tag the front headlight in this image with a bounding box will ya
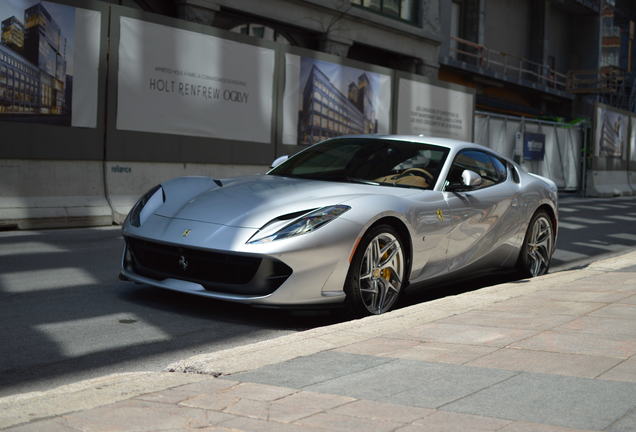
[247,205,350,244]
[126,184,164,227]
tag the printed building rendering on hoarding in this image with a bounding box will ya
[0,1,72,122]
[0,42,40,114]
[298,63,378,146]
[597,106,627,157]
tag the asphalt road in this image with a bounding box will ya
[1,195,635,397]
[551,195,636,271]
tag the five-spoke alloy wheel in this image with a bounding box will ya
[346,225,406,315]
[518,210,554,278]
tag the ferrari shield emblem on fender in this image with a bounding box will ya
[181,229,192,238]
[436,209,444,222]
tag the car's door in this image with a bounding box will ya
[443,149,522,273]
[407,189,452,282]
[371,145,453,283]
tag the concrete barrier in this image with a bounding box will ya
[0,159,112,229]
[105,161,268,224]
[585,170,635,197]
[0,159,268,229]
[629,172,636,194]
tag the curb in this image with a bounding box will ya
[164,265,603,377]
[0,372,208,429]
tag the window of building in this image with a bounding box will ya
[450,1,460,52]
[351,0,417,23]
[231,23,291,45]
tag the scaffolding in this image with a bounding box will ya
[568,69,636,112]
[448,36,569,91]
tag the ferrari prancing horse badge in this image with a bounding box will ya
[436,209,444,222]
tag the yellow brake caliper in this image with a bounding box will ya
[381,250,392,281]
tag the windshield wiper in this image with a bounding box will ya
[272,174,381,185]
[373,181,431,190]
[342,177,380,186]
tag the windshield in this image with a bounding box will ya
[269,138,450,190]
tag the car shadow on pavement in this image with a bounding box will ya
[120,283,345,330]
[398,271,521,308]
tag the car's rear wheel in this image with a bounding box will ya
[517,210,554,278]
[346,225,406,316]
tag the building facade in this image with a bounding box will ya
[437,0,636,119]
[434,0,636,195]
[154,0,443,77]
[133,0,633,120]
[4,0,636,229]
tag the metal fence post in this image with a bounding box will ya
[582,126,588,197]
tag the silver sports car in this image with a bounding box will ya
[120,135,558,315]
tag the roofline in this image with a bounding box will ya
[328,134,485,150]
[324,134,517,165]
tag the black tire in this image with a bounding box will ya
[517,210,555,278]
[345,224,406,316]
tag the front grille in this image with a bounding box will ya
[125,237,292,295]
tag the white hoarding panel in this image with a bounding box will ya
[116,17,275,142]
[397,79,473,141]
[282,54,300,145]
[72,8,101,128]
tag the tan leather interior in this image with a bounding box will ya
[392,175,429,188]
[374,168,433,189]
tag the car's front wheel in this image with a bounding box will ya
[517,210,555,278]
[346,225,406,316]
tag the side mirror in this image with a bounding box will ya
[447,169,482,192]
[270,155,289,169]
[461,169,482,188]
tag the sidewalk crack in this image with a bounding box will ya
[435,370,521,411]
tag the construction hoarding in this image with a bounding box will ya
[116,17,275,143]
[396,78,474,142]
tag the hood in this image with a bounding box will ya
[155,175,395,228]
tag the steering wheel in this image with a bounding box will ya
[395,167,435,185]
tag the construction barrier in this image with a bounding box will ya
[474,112,583,192]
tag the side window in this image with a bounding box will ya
[446,150,507,190]
[491,156,508,182]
